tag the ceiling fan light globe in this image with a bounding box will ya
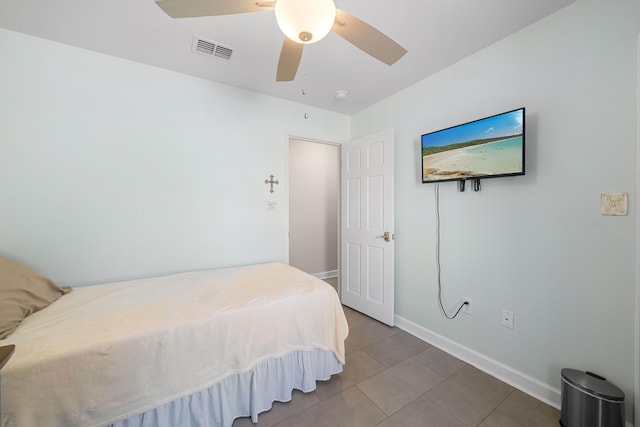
[275,0,336,44]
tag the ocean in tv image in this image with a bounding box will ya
[422,109,524,182]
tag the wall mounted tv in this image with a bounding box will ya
[421,108,525,183]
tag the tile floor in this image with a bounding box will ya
[232,279,560,426]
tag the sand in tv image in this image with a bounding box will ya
[422,109,524,182]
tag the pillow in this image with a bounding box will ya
[0,256,71,339]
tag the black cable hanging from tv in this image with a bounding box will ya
[435,183,468,319]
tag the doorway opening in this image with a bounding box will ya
[288,137,340,293]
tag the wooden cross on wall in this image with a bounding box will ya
[264,175,279,193]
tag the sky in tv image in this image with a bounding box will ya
[422,109,523,149]
[422,109,524,181]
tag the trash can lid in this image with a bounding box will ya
[561,368,625,401]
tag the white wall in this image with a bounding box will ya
[352,0,639,421]
[288,138,339,276]
[0,28,350,286]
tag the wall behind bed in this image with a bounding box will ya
[0,27,350,286]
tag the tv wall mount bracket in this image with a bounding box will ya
[459,179,481,192]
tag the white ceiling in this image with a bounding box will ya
[0,0,576,115]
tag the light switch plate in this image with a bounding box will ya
[601,193,628,216]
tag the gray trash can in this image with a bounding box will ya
[560,368,624,427]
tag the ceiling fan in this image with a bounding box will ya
[155,0,407,81]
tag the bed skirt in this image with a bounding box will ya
[108,348,342,427]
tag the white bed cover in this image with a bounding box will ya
[0,263,348,427]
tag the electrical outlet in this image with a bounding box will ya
[462,297,472,315]
[501,309,514,329]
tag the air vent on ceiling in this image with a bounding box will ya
[191,36,233,60]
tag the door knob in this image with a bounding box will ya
[375,231,393,242]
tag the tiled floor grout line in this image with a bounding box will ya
[354,383,391,424]
[351,325,452,425]
[399,361,469,426]
[463,387,515,427]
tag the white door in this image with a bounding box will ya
[340,129,395,326]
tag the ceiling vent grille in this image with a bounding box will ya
[214,45,233,60]
[191,36,233,60]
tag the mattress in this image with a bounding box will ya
[0,263,348,427]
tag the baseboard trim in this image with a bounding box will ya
[394,314,562,410]
[313,270,338,280]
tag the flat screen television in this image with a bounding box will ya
[421,108,525,183]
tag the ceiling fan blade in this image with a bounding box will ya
[332,9,407,65]
[276,38,304,82]
[156,0,274,18]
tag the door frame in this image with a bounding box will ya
[634,32,639,427]
[284,135,342,290]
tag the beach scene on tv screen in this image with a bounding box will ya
[422,109,523,181]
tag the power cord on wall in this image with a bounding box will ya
[435,182,469,319]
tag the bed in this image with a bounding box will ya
[0,261,348,427]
